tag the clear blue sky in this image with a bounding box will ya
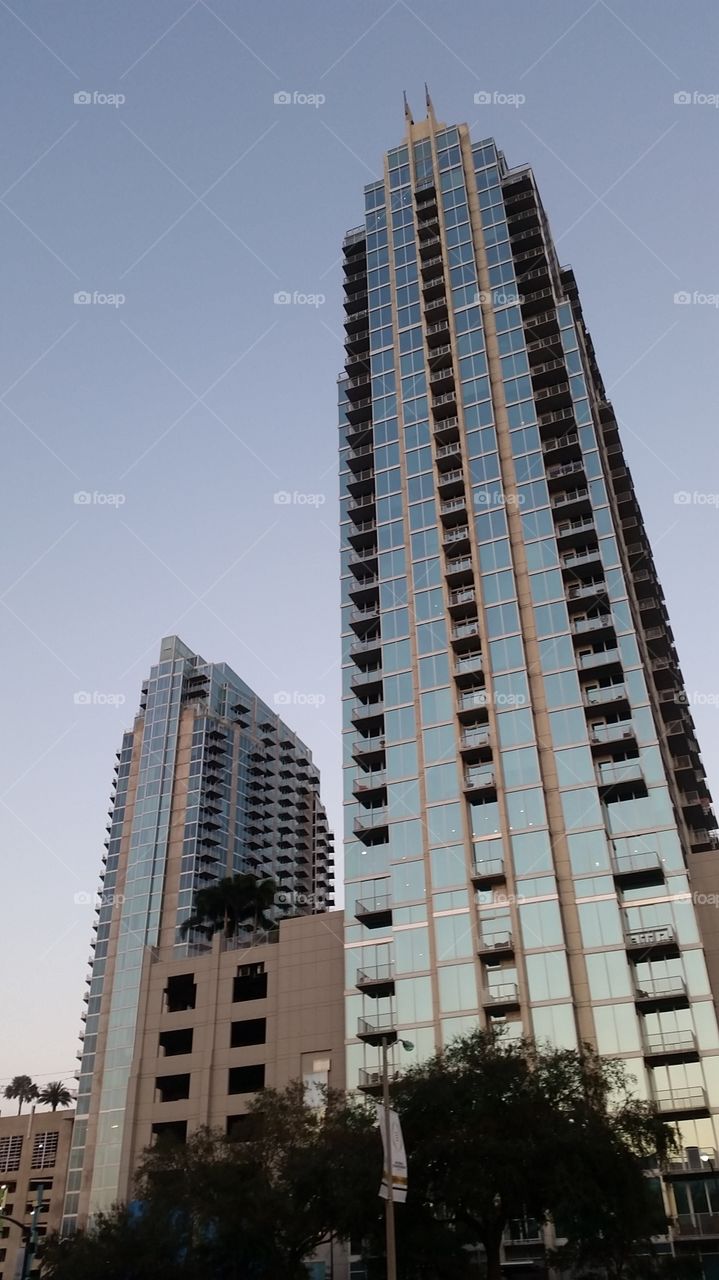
[1,0,718,1096]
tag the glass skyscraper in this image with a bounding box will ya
[64,636,334,1228]
[340,101,719,1253]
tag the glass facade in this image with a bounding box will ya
[340,113,719,1252]
[64,636,334,1228]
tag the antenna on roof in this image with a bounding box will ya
[403,90,414,125]
[425,82,437,126]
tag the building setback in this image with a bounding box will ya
[340,100,719,1268]
[64,636,335,1230]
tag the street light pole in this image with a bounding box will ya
[381,1034,397,1280]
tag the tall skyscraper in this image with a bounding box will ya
[64,636,335,1228]
[340,100,719,1253]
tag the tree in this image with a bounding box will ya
[39,1082,380,1280]
[4,1074,38,1114]
[385,1031,677,1280]
[37,1081,74,1112]
[179,873,277,940]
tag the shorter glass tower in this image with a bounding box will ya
[64,636,334,1228]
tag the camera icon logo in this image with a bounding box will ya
[274,691,291,705]
[274,91,292,105]
[74,291,92,305]
[273,291,291,305]
[474,91,492,105]
[674,91,692,105]
[673,291,692,305]
[273,491,291,505]
[74,90,92,105]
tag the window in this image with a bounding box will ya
[233,966,268,1002]
[152,1120,187,1145]
[31,1132,59,1170]
[0,1137,22,1173]
[230,1018,267,1048]
[159,1028,193,1057]
[156,1073,191,1103]
[228,1065,265,1094]
[165,973,196,1013]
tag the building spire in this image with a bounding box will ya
[425,82,437,126]
[403,89,414,126]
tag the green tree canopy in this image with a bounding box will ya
[179,873,277,940]
[4,1074,38,1114]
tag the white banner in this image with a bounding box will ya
[377,1104,408,1203]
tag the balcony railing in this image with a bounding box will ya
[612,850,661,877]
[465,767,495,790]
[624,924,677,951]
[673,1213,719,1238]
[589,721,634,744]
[578,648,620,670]
[483,982,519,1006]
[584,684,627,707]
[654,1087,708,1115]
[462,727,490,749]
[478,929,513,953]
[597,761,643,787]
[644,1030,697,1058]
[634,976,687,1004]
[357,1014,398,1044]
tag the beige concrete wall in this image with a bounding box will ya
[121,910,345,1186]
[0,1109,74,1278]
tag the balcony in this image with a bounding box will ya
[445,554,474,586]
[356,964,395,998]
[357,1014,398,1046]
[357,1067,402,1094]
[439,495,468,524]
[355,894,392,929]
[566,579,607,605]
[665,1148,717,1177]
[673,1214,719,1238]
[634,979,687,1014]
[477,929,514,958]
[353,807,389,838]
[464,766,496,796]
[350,666,382,692]
[460,725,491,754]
[452,620,481,647]
[351,703,384,731]
[653,1088,709,1118]
[624,924,679,959]
[455,651,484,678]
[589,720,636,749]
[551,486,592,516]
[354,770,386,799]
[643,1030,698,1064]
[458,688,490,720]
[471,857,505,887]
[352,735,385,764]
[596,760,645,796]
[578,647,621,672]
[436,467,465,497]
[436,438,462,465]
[483,982,520,1010]
[432,414,460,444]
[611,849,664,888]
[443,524,471,551]
[583,684,629,710]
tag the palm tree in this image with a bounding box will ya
[38,1081,75,1111]
[4,1075,38,1114]
[180,873,277,940]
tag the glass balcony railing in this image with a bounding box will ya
[597,761,643,786]
[584,684,627,706]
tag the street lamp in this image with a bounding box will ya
[381,1035,413,1280]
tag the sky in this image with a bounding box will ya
[1,0,718,1099]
